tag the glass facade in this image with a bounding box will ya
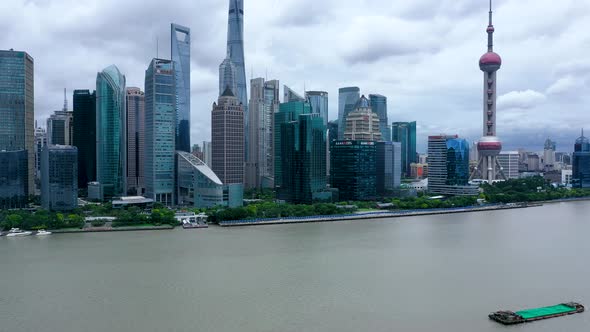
[305,91,329,127]
[47,110,73,146]
[41,145,78,211]
[0,150,28,209]
[73,89,96,188]
[126,87,145,195]
[376,141,401,196]
[330,140,377,201]
[96,65,126,199]
[0,50,34,196]
[338,87,360,140]
[392,121,417,177]
[145,59,176,206]
[279,113,329,203]
[219,57,237,96]
[427,135,478,196]
[573,133,590,188]
[369,94,390,141]
[445,138,470,186]
[171,24,191,153]
[176,151,223,208]
[274,100,311,188]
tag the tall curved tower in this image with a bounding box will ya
[471,0,506,182]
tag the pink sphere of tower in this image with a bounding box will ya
[479,52,502,72]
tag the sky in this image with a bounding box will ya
[2,0,590,153]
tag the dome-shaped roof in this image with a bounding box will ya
[479,52,502,66]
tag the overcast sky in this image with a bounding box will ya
[3,0,590,152]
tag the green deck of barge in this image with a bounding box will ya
[516,304,576,319]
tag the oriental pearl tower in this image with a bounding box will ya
[471,0,506,181]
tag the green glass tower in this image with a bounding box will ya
[279,113,330,203]
[330,140,377,201]
[96,65,126,199]
[73,89,96,188]
[274,100,311,188]
[392,121,417,177]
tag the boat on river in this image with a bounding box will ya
[6,228,33,237]
[489,302,584,325]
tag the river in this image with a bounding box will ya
[1,201,589,332]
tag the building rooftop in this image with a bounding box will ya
[177,151,223,185]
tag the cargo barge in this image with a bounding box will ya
[489,302,584,325]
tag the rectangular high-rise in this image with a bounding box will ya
[212,87,244,185]
[0,150,28,209]
[41,145,78,211]
[171,23,191,153]
[305,91,329,127]
[145,59,176,206]
[427,135,478,196]
[369,94,390,141]
[47,110,73,145]
[392,121,417,177]
[73,90,96,189]
[338,87,360,140]
[498,151,519,179]
[330,140,377,201]
[0,49,34,196]
[246,78,279,189]
[376,141,402,195]
[126,87,145,195]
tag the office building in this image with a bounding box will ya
[284,85,305,102]
[411,163,428,179]
[171,23,191,152]
[278,113,330,203]
[246,78,279,189]
[176,151,223,208]
[573,130,590,188]
[338,87,360,139]
[562,169,573,186]
[0,150,28,209]
[330,140,377,201]
[73,89,96,188]
[41,145,78,211]
[498,151,519,179]
[34,126,47,185]
[212,87,244,185]
[0,49,35,196]
[543,138,556,171]
[47,110,73,146]
[369,94,390,141]
[376,141,402,196]
[392,121,417,177]
[274,97,311,188]
[145,59,176,206]
[126,87,145,195]
[306,91,329,127]
[96,65,126,199]
[344,95,381,141]
[327,121,338,177]
[202,141,212,167]
[427,135,478,195]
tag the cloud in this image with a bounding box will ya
[546,75,586,95]
[497,90,546,110]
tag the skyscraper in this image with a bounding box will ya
[171,23,191,153]
[330,140,377,201]
[41,145,78,211]
[145,59,176,206]
[0,150,28,209]
[498,151,519,179]
[126,87,145,195]
[47,110,73,146]
[219,58,238,96]
[278,113,330,203]
[0,49,34,196]
[472,1,505,181]
[246,78,279,189]
[543,138,556,171]
[73,89,96,188]
[305,91,329,126]
[212,87,244,185]
[392,121,417,177]
[344,95,382,141]
[202,141,212,167]
[96,65,126,199]
[369,94,390,141]
[274,97,311,188]
[376,141,402,195]
[34,125,47,186]
[338,87,360,140]
[427,135,478,196]
[573,130,590,188]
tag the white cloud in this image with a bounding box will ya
[497,90,546,110]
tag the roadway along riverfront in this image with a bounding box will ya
[1,201,589,332]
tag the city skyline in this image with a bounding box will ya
[2,0,590,151]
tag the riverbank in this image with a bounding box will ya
[219,203,542,227]
[49,224,174,234]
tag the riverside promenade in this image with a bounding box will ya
[219,203,540,227]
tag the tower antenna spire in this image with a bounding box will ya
[489,0,493,25]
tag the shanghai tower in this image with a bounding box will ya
[471,0,506,182]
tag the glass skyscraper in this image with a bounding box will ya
[330,140,377,201]
[171,23,191,153]
[376,141,402,196]
[392,121,417,177]
[278,113,330,203]
[369,94,390,141]
[338,87,360,140]
[274,99,311,188]
[0,49,34,196]
[41,145,78,211]
[305,91,329,127]
[0,150,28,209]
[96,65,126,199]
[573,131,590,188]
[73,89,96,188]
[145,59,176,206]
[126,87,145,195]
[427,135,478,196]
